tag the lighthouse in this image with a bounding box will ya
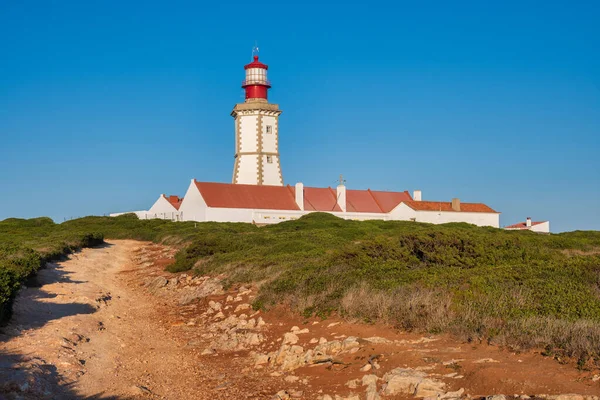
[231,53,283,186]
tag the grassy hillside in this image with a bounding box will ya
[2,213,600,366]
[0,217,104,322]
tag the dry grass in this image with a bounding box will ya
[340,284,453,332]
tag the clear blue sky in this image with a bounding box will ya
[1,1,598,232]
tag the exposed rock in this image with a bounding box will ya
[179,279,223,305]
[362,374,379,387]
[283,332,299,345]
[360,364,372,372]
[414,378,446,398]
[284,375,300,383]
[441,388,465,399]
[486,396,507,400]
[474,358,499,363]
[345,379,360,389]
[166,277,178,289]
[234,303,251,312]
[273,390,290,399]
[363,336,393,344]
[547,396,586,400]
[381,368,445,397]
[145,276,167,293]
[334,395,360,400]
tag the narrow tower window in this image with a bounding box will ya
[266,125,272,134]
[266,156,273,163]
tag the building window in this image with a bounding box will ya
[266,125,272,134]
[266,155,273,163]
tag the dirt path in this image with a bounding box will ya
[0,240,218,399]
[1,240,599,400]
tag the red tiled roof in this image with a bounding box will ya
[302,187,342,212]
[402,201,498,213]
[194,181,300,210]
[505,221,546,229]
[166,195,184,210]
[192,181,494,215]
[347,189,413,213]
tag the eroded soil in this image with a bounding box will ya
[1,240,599,399]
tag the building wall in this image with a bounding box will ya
[389,203,499,227]
[531,221,550,233]
[232,107,282,186]
[236,154,259,185]
[261,115,278,153]
[179,181,208,222]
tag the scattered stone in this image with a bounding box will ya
[474,358,499,363]
[360,364,372,372]
[362,374,378,387]
[130,385,152,396]
[179,279,223,305]
[363,336,392,344]
[441,388,465,399]
[201,348,215,356]
[345,379,360,389]
[284,375,300,383]
[283,332,299,345]
[327,322,341,328]
[381,368,445,397]
[234,303,251,312]
[273,390,290,399]
[145,276,167,293]
[309,338,319,344]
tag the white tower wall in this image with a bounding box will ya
[232,102,283,186]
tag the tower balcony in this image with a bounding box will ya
[242,79,271,87]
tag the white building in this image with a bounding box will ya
[505,217,550,233]
[111,51,501,228]
[110,194,183,221]
[176,179,500,227]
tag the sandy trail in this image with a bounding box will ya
[0,240,213,399]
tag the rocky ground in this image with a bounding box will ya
[1,240,599,399]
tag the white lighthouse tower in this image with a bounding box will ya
[231,52,283,186]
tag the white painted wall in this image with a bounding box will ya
[389,203,499,227]
[236,154,259,185]
[261,115,277,153]
[148,195,177,214]
[206,207,255,223]
[531,221,550,233]
[239,114,258,152]
[262,155,282,186]
[179,180,208,222]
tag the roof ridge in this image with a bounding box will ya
[367,188,384,213]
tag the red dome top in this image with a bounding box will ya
[244,55,269,70]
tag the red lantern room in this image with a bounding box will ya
[242,55,271,101]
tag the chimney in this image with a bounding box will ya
[413,190,422,201]
[337,183,347,212]
[526,217,532,227]
[295,182,304,211]
[451,198,461,212]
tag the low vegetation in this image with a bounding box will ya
[2,213,600,366]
